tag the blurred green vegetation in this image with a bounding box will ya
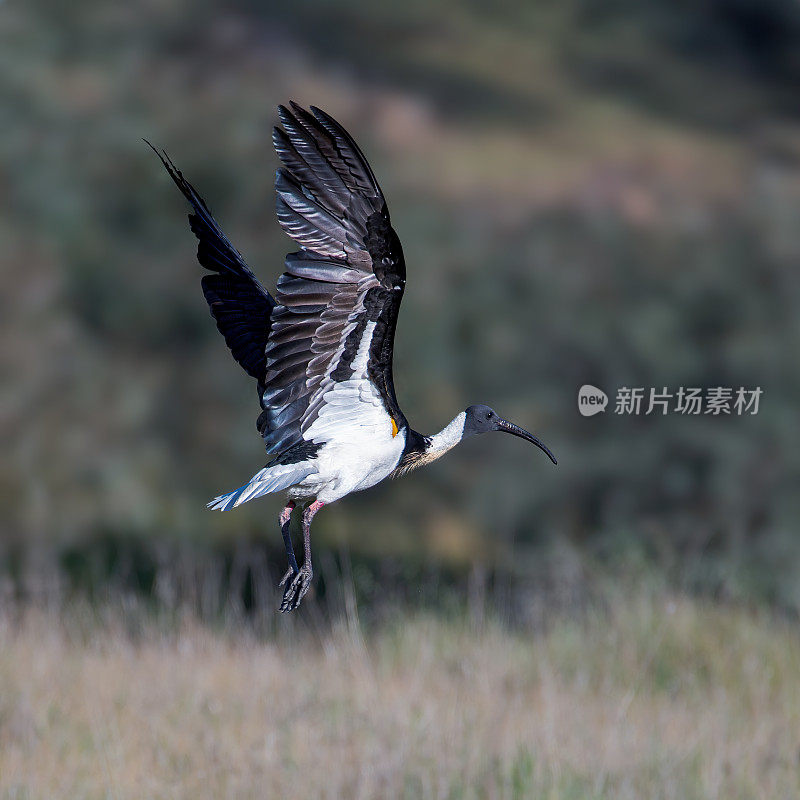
[2,0,800,612]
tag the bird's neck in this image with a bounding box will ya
[392,412,467,478]
[426,411,467,459]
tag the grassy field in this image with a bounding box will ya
[1,592,798,799]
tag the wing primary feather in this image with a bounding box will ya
[148,139,275,385]
[272,124,350,213]
[308,105,382,197]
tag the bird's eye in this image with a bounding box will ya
[486,412,493,419]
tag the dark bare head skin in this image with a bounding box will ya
[463,404,557,465]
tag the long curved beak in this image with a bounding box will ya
[496,418,558,465]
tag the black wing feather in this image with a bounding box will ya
[150,102,408,461]
[149,141,275,384]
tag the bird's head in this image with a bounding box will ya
[463,404,557,465]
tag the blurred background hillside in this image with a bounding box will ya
[2,0,800,616]
[4,2,800,797]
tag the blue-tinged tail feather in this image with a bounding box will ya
[208,464,315,511]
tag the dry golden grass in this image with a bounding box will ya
[1,594,798,799]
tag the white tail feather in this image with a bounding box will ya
[208,464,316,511]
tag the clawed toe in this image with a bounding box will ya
[278,567,296,588]
[279,565,312,612]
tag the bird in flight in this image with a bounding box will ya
[150,103,556,612]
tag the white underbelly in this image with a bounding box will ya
[290,426,406,503]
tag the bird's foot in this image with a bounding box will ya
[279,563,312,612]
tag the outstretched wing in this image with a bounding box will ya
[259,103,407,457]
[150,143,276,385]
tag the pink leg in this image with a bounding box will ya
[279,500,295,527]
[301,499,324,570]
[280,499,324,612]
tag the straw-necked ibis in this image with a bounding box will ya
[151,103,556,612]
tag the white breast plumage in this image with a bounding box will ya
[296,319,406,503]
